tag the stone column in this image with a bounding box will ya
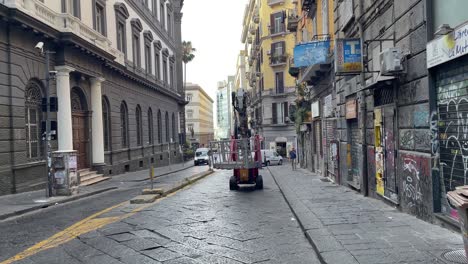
[55,66,75,151]
[90,77,105,165]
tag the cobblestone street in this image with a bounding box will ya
[10,168,320,264]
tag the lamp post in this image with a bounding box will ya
[37,42,55,197]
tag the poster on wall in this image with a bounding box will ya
[311,101,320,118]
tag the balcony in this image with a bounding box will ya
[287,9,300,32]
[247,36,253,44]
[253,7,260,24]
[268,0,285,6]
[249,25,257,35]
[4,0,125,64]
[288,57,300,77]
[302,0,317,17]
[270,25,286,36]
[270,54,288,66]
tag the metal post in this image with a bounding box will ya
[44,51,52,197]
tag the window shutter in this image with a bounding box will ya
[272,103,277,124]
[284,102,288,120]
[278,72,284,93]
[270,14,274,33]
[281,41,286,55]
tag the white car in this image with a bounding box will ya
[260,149,283,166]
[194,148,210,166]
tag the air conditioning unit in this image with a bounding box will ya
[380,48,403,76]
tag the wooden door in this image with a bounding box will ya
[72,112,89,169]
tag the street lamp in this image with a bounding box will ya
[36,41,55,197]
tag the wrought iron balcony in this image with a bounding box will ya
[268,0,285,6]
[249,25,257,35]
[270,54,288,66]
[287,9,300,32]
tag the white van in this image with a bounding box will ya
[194,148,210,166]
[260,149,283,166]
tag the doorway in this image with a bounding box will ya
[71,87,89,170]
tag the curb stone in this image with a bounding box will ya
[131,170,214,203]
[0,187,117,221]
[268,167,329,264]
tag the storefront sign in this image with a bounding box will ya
[294,40,330,67]
[335,38,363,75]
[427,22,468,68]
[311,101,320,118]
[346,99,357,119]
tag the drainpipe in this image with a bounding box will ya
[358,0,368,196]
[425,0,441,213]
[7,21,16,193]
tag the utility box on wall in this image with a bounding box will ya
[52,151,79,196]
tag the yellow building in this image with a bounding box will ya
[242,0,298,157]
[185,83,214,147]
[288,0,336,174]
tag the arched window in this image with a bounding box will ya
[148,108,153,145]
[136,105,143,146]
[120,101,129,148]
[102,96,111,151]
[25,80,43,159]
[172,113,176,143]
[157,110,162,144]
[165,111,170,142]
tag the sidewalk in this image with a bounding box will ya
[0,160,194,221]
[268,165,464,264]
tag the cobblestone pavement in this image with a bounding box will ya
[268,165,464,264]
[12,168,321,264]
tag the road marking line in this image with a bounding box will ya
[1,171,212,264]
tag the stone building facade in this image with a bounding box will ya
[0,0,185,195]
[285,0,468,226]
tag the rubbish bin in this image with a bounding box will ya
[447,186,468,263]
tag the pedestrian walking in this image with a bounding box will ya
[289,147,297,170]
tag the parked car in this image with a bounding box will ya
[194,148,210,166]
[259,149,283,166]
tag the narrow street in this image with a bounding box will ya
[1,168,321,264]
[0,165,208,263]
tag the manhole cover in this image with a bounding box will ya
[442,249,466,263]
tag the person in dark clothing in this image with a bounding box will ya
[289,147,297,170]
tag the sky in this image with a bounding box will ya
[181,0,247,102]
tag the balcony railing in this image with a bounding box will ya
[270,24,286,35]
[249,25,257,34]
[270,54,288,66]
[287,9,300,32]
[268,0,285,6]
[5,0,125,64]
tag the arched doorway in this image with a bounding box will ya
[71,87,89,169]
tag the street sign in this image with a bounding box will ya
[335,38,363,75]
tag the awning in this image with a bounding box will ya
[363,74,396,90]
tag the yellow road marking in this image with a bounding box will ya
[1,172,209,264]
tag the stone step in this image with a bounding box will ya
[80,173,103,182]
[78,168,90,174]
[80,174,110,186]
[79,170,98,178]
